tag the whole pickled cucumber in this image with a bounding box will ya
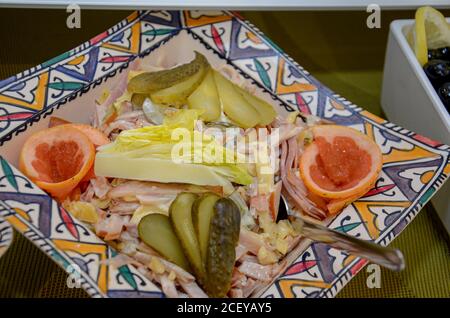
[128,52,209,94]
[204,198,241,297]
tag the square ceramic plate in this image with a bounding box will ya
[0,217,13,258]
[0,10,449,298]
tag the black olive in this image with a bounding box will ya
[423,59,450,88]
[437,82,450,113]
[428,47,450,61]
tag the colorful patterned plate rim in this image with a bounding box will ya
[0,10,449,298]
[0,217,13,258]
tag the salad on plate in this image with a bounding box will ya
[18,51,383,298]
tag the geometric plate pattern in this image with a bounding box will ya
[0,216,13,258]
[0,10,449,298]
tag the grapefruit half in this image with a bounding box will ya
[19,125,96,200]
[300,125,382,200]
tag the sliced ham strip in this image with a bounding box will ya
[133,251,152,264]
[95,214,129,241]
[136,242,160,256]
[241,278,259,298]
[179,281,208,298]
[277,124,304,145]
[229,288,244,298]
[240,254,259,263]
[231,268,247,288]
[238,261,273,282]
[239,228,267,255]
[109,181,221,201]
[133,251,195,284]
[101,253,141,268]
[104,119,139,136]
[108,181,187,199]
[135,194,176,206]
[159,274,179,298]
[158,259,195,283]
[80,184,95,202]
[90,176,111,199]
[109,201,140,215]
[280,138,326,219]
[124,223,139,238]
[116,110,145,120]
[235,244,248,261]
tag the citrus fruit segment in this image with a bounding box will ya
[48,116,70,127]
[326,181,375,215]
[56,123,109,147]
[19,125,95,200]
[67,124,110,147]
[416,7,450,50]
[47,118,110,147]
[299,125,382,200]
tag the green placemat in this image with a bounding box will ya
[0,8,449,298]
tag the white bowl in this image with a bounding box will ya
[381,18,450,233]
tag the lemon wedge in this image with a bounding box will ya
[407,6,450,66]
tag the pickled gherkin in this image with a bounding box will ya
[138,213,191,272]
[213,71,261,128]
[128,52,209,94]
[192,193,220,264]
[236,86,277,126]
[150,65,209,107]
[187,69,221,122]
[204,198,241,297]
[169,192,205,281]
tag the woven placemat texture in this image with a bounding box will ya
[0,8,449,298]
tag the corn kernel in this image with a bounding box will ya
[275,238,289,255]
[149,257,165,274]
[257,246,278,265]
[168,270,176,281]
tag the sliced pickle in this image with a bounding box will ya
[169,193,204,281]
[128,51,209,94]
[187,69,221,122]
[204,198,241,297]
[236,86,277,126]
[192,193,221,264]
[213,71,260,128]
[138,213,191,272]
[150,64,209,107]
